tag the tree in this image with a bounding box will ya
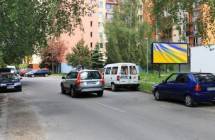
[105,0,152,67]
[66,40,91,68]
[91,44,104,69]
[0,0,94,64]
[40,38,66,72]
[151,0,215,43]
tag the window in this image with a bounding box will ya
[105,67,111,75]
[99,43,103,48]
[111,67,118,75]
[80,71,101,80]
[98,12,103,18]
[66,72,78,79]
[166,74,178,83]
[99,1,103,8]
[121,66,128,75]
[99,32,103,39]
[106,4,112,10]
[176,74,188,83]
[90,42,93,48]
[130,66,137,75]
[90,32,93,37]
[90,21,93,27]
[194,73,215,83]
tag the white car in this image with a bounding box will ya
[104,63,140,91]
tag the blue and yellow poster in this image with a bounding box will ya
[152,43,188,64]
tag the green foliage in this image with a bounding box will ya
[105,0,152,67]
[91,44,104,69]
[66,40,91,68]
[151,0,215,40]
[0,49,5,67]
[0,0,92,64]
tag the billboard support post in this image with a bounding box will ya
[158,64,161,78]
[178,64,181,72]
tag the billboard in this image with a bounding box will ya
[152,43,189,64]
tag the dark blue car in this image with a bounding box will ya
[153,73,215,107]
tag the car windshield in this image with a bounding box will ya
[0,73,18,82]
[80,71,101,80]
[194,73,215,83]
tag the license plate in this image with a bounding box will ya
[7,85,14,89]
[87,81,97,85]
[207,87,215,91]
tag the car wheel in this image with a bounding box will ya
[70,87,76,98]
[97,91,103,97]
[61,84,66,94]
[111,83,117,91]
[154,90,161,101]
[185,95,196,107]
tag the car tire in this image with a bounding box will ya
[111,83,117,91]
[154,90,162,101]
[97,91,103,97]
[70,87,77,98]
[61,84,66,94]
[185,95,196,107]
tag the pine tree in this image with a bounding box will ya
[91,44,104,69]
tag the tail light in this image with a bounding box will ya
[99,73,105,85]
[100,79,105,85]
[117,75,120,81]
[75,73,81,86]
[194,84,201,92]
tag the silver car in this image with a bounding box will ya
[60,70,104,97]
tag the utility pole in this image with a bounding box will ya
[146,37,149,74]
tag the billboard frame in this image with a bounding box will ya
[151,42,190,64]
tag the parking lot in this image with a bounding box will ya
[1,76,215,140]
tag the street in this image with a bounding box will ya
[1,77,215,140]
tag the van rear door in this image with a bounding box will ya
[129,65,139,84]
[120,66,130,84]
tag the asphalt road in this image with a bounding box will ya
[1,77,215,140]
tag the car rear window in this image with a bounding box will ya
[194,73,215,83]
[80,71,101,80]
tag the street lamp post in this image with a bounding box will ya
[145,37,149,74]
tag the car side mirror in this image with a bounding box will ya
[62,76,65,79]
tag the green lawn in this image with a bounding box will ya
[139,72,171,93]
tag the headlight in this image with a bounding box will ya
[14,82,21,86]
[0,84,7,87]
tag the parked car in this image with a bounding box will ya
[25,69,49,77]
[61,70,104,97]
[25,70,37,77]
[0,72,22,92]
[19,68,32,77]
[6,65,17,73]
[153,73,215,107]
[104,63,140,91]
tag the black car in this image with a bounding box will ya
[0,72,22,92]
[26,69,50,77]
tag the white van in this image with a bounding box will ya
[104,63,140,91]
